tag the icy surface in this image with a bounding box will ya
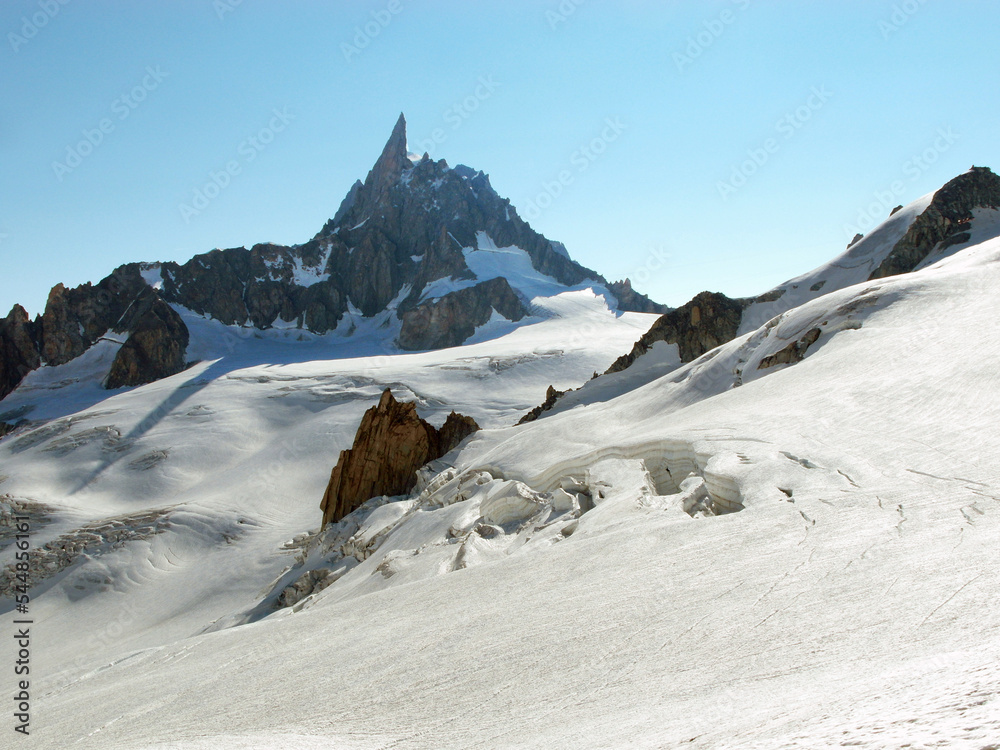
[2,231,1000,748]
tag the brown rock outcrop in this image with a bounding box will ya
[105,290,190,389]
[320,390,479,526]
[517,385,566,425]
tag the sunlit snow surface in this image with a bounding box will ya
[3,229,1000,747]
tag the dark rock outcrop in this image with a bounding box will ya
[320,390,479,526]
[0,306,41,402]
[40,265,147,367]
[517,385,565,425]
[106,290,190,389]
[436,411,481,455]
[605,291,744,374]
[757,328,822,369]
[398,277,527,350]
[870,167,1000,280]
[606,279,670,315]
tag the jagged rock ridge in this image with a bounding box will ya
[320,389,479,527]
[105,289,190,389]
[0,266,188,401]
[0,113,666,402]
[870,166,1000,279]
[606,279,670,315]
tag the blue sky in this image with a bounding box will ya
[2,0,998,317]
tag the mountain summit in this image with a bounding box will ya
[0,115,664,402]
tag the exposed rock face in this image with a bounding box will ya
[436,411,480,454]
[1,113,673,400]
[757,328,822,369]
[606,291,744,374]
[518,385,565,425]
[870,167,1000,280]
[158,243,347,332]
[0,306,41,402]
[106,290,190,389]
[318,114,597,306]
[606,279,670,315]
[40,265,147,366]
[398,277,527,350]
[320,390,479,526]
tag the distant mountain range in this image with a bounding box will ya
[0,113,665,403]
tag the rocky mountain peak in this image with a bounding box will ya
[0,113,668,405]
[365,112,411,201]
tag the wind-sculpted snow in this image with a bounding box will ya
[0,506,172,603]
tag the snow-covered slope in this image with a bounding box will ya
[532,172,1000,422]
[3,202,1000,748]
[737,192,934,334]
[0,286,655,662]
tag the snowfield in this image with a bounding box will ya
[2,221,1000,748]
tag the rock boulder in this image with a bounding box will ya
[320,389,479,527]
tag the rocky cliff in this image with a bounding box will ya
[398,277,527,350]
[105,289,190,389]
[606,279,670,315]
[870,167,1000,280]
[320,389,479,527]
[0,113,666,403]
[0,305,40,402]
[0,265,184,401]
[605,291,744,375]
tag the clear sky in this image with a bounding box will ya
[2,0,998,317]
